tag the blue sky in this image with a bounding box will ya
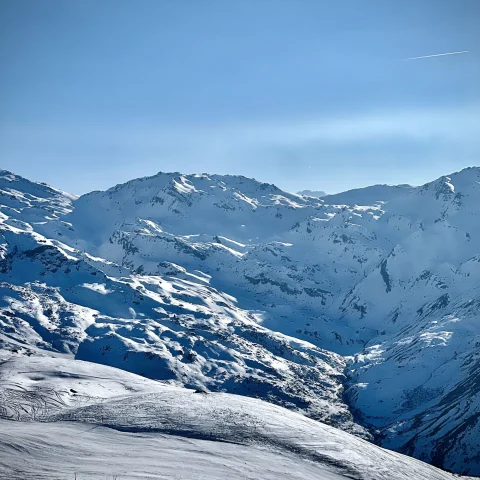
[0,0,479,194]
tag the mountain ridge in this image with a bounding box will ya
[1,165,479,475]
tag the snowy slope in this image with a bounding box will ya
[1,166,480,474]
[322,183,414,206]
[0,351,472,480]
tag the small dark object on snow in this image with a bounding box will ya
[194,388,209,395]
[70,388,78,393]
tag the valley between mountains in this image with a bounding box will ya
[1,167,479,477]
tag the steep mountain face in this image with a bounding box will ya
[1,167,479,475]
[342,170,480,473]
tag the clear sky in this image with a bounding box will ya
[1,0,479,195]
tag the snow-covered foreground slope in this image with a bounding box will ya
[2,422,349,480]
[1,167,480,475]
[0,352,471,480]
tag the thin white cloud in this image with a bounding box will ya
[403,50,469,61]
[1,105,479,195]
[2,105,479,152]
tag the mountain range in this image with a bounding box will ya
[1,166,479,476]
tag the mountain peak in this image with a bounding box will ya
[297,189,327,198]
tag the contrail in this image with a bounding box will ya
[404,50,469,61]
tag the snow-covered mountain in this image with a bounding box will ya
[297,189,327,198]
[1,166,479,475]
[322,183,414,206]
[0,170,365,435]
